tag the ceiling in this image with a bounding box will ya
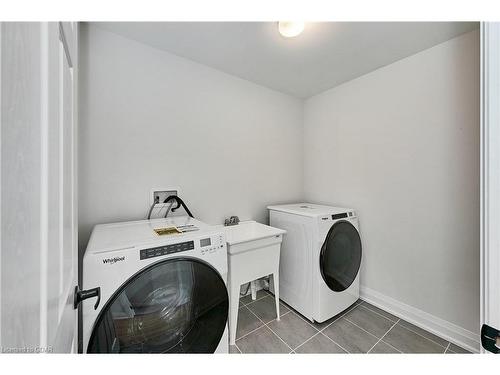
[95,22,478,98]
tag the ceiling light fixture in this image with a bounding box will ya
[278,22,305,38]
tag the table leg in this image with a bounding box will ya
[271,273,280,321]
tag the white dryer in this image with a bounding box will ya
[81,216,228,353]
[268,203,362,323]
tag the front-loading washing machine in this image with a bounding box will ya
[268,203,362,323]
[81,216,228,353]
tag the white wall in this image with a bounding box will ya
[304,30,479,333]
[80,24,480,339]
[78,24,303,250]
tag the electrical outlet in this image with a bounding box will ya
[151,189,178,206]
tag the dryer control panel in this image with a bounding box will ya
[318,211,358,240]
[320,210,356,221]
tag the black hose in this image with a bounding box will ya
[163,195,194,218]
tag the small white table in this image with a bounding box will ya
[221,221,286,345]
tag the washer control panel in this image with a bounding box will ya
[140,240,195,260]
[139,232,226,260]
[200,233,225,255]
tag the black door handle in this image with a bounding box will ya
[74,286,101,310]
[481,324,500,353]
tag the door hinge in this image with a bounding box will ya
[481,324,500,353]
[73,286,101,310]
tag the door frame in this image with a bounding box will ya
[480,21,500,353]
[0,21,78,353]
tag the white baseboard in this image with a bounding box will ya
[360,285,480,353]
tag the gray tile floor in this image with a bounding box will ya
[230,290,471,354]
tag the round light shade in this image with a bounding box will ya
[278,22,305,38]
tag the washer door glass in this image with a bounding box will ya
[87,258,228,353]
[320,221,362,292]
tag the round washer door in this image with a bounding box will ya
[87,258,228,353]
[320,221,362,292]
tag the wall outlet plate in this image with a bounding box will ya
[151,189,178,207]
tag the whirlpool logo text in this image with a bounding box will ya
[102,256,125,265]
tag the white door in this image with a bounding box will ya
[0,22,78,353]
[480,22,500,354]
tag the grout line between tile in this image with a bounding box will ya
[264,321,295,353]
[235,303,292,343]
[233,343,242,354]
[245,302,294,353]
[396,321,448,349]
[240,291,270,306]
[271,296,353,351]
[444,342,450,354]
[260,294,360,335]
[380,340,403,353]
[358,303,398,323]
[367,318,400,353]
[288,309,320,332]
[316,303,360,333]
[235,323,266,343]
[238,295,449,354]
[268,309,292,322]
[260,304,351,354]
[361,301,449,348]
[320,331,350,354]
[235,306,267,342]
[245,296,292,320]
[342,316,381,341]
[292,331,321,351]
